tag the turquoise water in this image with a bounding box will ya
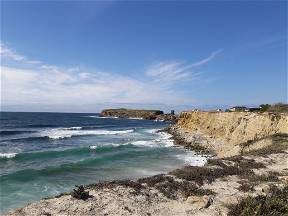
[0,112,206,213]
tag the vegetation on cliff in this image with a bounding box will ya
[100,108,176,121]
[266,103,288,113]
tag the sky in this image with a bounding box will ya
[0,1,287,112]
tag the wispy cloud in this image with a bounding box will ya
[145,50,222,85]
[0,42,42,65]
[1,43,221,110]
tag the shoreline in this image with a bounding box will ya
[3,133,288,216]
[3,112,288,216]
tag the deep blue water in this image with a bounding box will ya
[0,112,205,213]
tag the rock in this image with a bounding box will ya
[186,195,212,209]
[254,184,270,195]
[279,175,288,183]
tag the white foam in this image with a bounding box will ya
[90,142,128,149]
[0,153,17,158]
[176,153,207,166]
[145,129,159,134]
[41,128,134,140]
[129,130,174,148]
[135,129,174,147]
[63,127,82,130]
[156,131,174,147]
[128,117,143,120]
[131,140,155,147]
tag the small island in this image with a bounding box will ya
[100,108,176,121]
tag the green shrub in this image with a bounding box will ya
[72,185,91,200]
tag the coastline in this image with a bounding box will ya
[3,112,288,216]
[3,136,287,216]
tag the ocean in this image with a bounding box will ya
[0,112,206,213]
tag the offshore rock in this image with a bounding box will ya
[100,108,176,121]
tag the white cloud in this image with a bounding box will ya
[145,50,222,85]
[0,65,189,107]
[0,42,42,65]
[1,44,221,110]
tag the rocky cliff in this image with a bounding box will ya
[170,111,288,157]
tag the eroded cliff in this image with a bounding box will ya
[172,111,288,157]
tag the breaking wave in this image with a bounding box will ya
[40,128,134,140]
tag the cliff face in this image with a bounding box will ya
[174,111,288,157]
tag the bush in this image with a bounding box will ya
[169,165,247,185]
[267,103,288,113]
[237,181,255,192]
[259,104,271,112]
[71,185,91,200]
[138,174,214,199]
[228,185,288,216]
[170,156,267,185]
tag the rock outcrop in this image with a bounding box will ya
[100,108,164,119]
[100,108,176,121]
[170,111,288,157]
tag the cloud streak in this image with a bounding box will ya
[145,50,222,85]
[0,42,42,65]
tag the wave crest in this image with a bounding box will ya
[0,153,17,158]
[41,128,134,140]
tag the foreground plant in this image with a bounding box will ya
[71,185,91,200]
[228,185,288,216]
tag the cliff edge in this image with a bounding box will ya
[170,111,288,157]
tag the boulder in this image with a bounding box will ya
[186,195,212,209]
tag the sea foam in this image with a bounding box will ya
[129,129,174,148]
[0,153,17,158]
[40,128,134,140]
[176,153,207,166]
[63,127,82,130]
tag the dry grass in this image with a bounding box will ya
[169,165,246,185]
[87,179,145,195]
[228,185,288,216]
[138,174,214,199]
[237,181,255,192]
[241,134,288,157]
[170,156,266,186]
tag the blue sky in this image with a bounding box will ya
[1,1,287,112]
